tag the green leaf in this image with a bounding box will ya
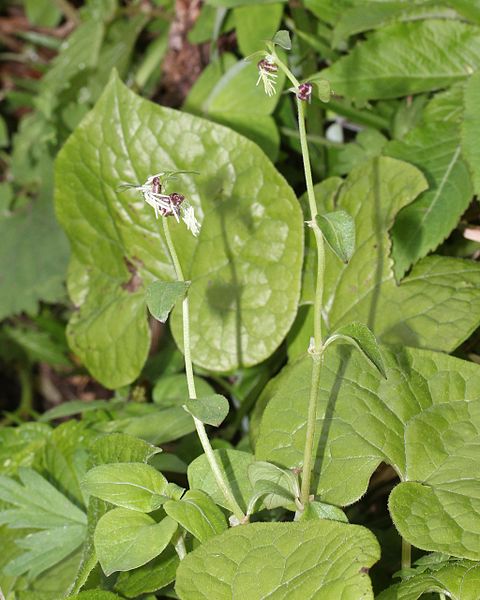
[316,210,355,263]
[315,21,480,102]
[146,280,189,323]
[188,449,255,513]
[272,29,292,50]
[304,157,480,354]
[176,520,379,599]
[56,73,303,387]
[164,489,228,543]
[389,400,480,559]
[332,2,458,48]
[247,461,299,512]
[326,322,386,378]
[234,4,283,56]
[377,559,480,600]
[153,373,214,406]
[0,194,69,320]
[25,0,61,27]
[67,591,124,600]
[94,508,177,576]
[314,79,332,103]
[207,0,286,6]
[385,121,473,278]
[255,345,480,558]
[114,546,179,598]
[89,432,162,466]
[183,394,230,427]
[83,463,169,512]
[300,500,348,523]
[462,69,480,195]
[0,422,50,476]
[445,0,480,24]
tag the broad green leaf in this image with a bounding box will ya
[234,4,283,56]
[385,122,473,278]
[115,546,179,598]
[164,489,227,543]
[326,322,386,377]
[300,500,348,523]
[146,280,189,322]
[89,433,162,466]
[304,157,480,353]
[3,326,70,366]
[255,345,480,558]
[390,401,480,559]
[247,461,299,511]
[188,449,255,513]
[332,2,457,47]
[176,520,379,599]
[67,591,123,600]
[315,21,480,103]
[445,0,480,24]
[184,394,229,427]
[423,83,465,124]
[0,422,50,476]
[153,373,214,406]
[462,69,480,195]
[272,29,292,50]
[25,0,61,27]
[83,463,169,512]
[94,508,177,575]
[39,399,123,421]
[56,73,303,387]
[316,210,355,263]
[377,559,480,600]
[0,194,69,320]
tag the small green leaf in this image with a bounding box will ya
[300,500,348,523]
[164,490,227,543]
[146,280,190,323]
[314,79,332,103]
[188,449,254,513]
[316,210,355,263]
[272,29,291,50]
[83,463,169,512]
[247,461,299,512]
[94,509,177,576]
[183,394,230,427]
[326,322,386,378]
[175,521,380,599]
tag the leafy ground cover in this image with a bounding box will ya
[1,1,480,599]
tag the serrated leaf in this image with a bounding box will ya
[146,280,189,323]
[389,401,480,559]
[377,559,480,600]
[94,508,177,576]
[385,121,473,278]
[316,210,355,263]
[303,157,480,353]
[183,394,229,427]
[315,21,480,102]
[83,463,169,512]
[114,546,179,598]
[55,73,303,387]
[327,322,386,378]
[255,345,480,559]
[164,489,227,543]
[188,449,255,513]
[176,520,379,599]
[272,29,292,49]
[462,69,480,195]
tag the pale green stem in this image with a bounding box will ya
[401,539,411,571]
[439,594,447,600]
[162,219,246,523]
[273,53,327,508]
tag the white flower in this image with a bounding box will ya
[256,54,278,97]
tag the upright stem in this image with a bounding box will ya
[162,219,246,523]
[401,539,411,571]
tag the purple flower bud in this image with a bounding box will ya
[297,82,313,102]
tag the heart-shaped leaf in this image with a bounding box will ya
[255,345,480,559]
[55,73,303,388]
[183,394,229,427]
[146,280,190,323]
[316,210,355,263]
[175,520,379,599]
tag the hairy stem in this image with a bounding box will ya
[162,219,246,523]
